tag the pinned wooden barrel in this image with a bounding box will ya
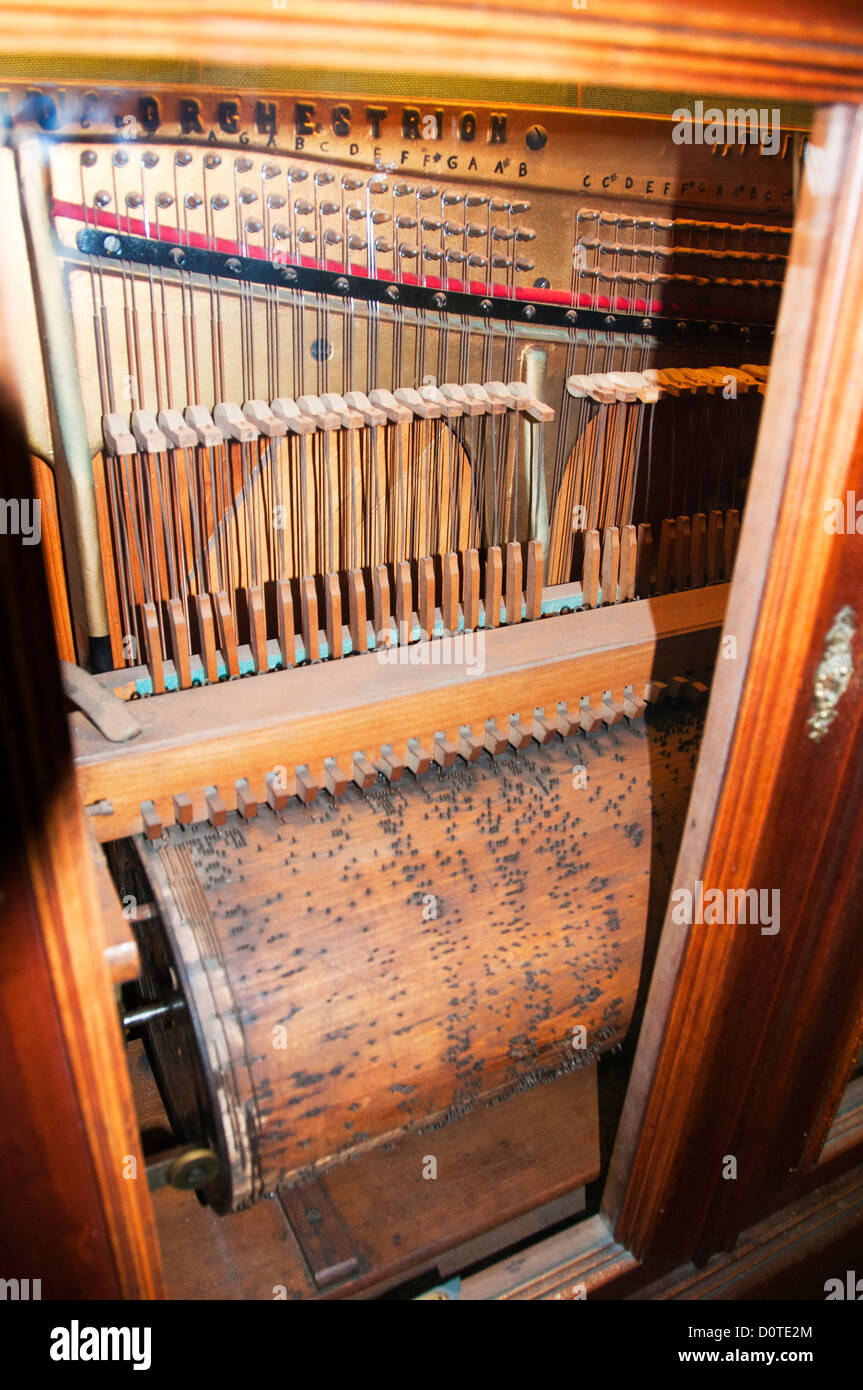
[117,711,699,1212]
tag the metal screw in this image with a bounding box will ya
[335,276,350,293]
[226,257,242,274]
[523,303,536,320]
[386,284,399,301]
[168,246,185,267]
[480,298,493,313]
[433,291,446,309]
[104,234,122,255]
[306,1207,323,1225]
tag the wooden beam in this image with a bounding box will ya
[605,104,863,1266]
[74,585,727,841]
[1,3,863,101]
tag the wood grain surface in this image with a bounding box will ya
[2,3,862,102]
[131,703,703,1207]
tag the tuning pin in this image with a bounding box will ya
[174,151,192,168]
[141,150,159,169]
[514,226,536,242]
[374,236,393,254]
[125,191,143,209]
[80,150,97,167]
[443,220,464,236]
[318,200,340,217]
[267,192,286,210]
[272,223,290,242]
[396,213,417,229]
[445,248,466,263]
[369,208,390,225]
[238,188,258,205]
[422,246,443,262]
[296,227,317,244]
[262,163,280,180]
[466,222,486,238]
[491,254,512,270]
[347,234,368,252]
[368,175,388,194]
[393,182,414,197]
[234,156,254,173]
[441,190,464,206]
[155,192,174,210]
[345,204,365,221]
[421,216,442,232]
[515,257,535,273]
[417,186,439,200]
[323,227,343,246]
[465,192,488,207]
[509,199,531,215]
[245,217,263,235]
[491,225,513,241]
[210,194,229,212]
[112,149,129,167]
[467,252,488,269]
[398,243,419,259]
[185,193,203,210]
[314,170,335,185]
[341,174,363,191]
[288,167,308,183]
[294,198,314,216]
[93,189,112,208]
[203,153,221,170]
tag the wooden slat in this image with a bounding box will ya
[418,555,435,639]
[247,585,268,674]
[581,529,600,609]
[723,508,741,579]
[141,602,164,694]
[505,541,523,624]
[348,570,367,653]
[324,572,342,660]
[635,522,653,599]
[619,524,637,601]
[525,540,543,620]
[276,579,295,668]
[690,512,707,590]
[395,560,412,644]
[463,549,480,631]
[215,591,240,678]
[654,519,676,596]
[484,545,502,629]
[674,515,691,592]
[442,552,459,634]
[373,564,390,648]
[196,593,219,683]
[300,576,319,662]
[600,526,620,605]
[706,510,724,583]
